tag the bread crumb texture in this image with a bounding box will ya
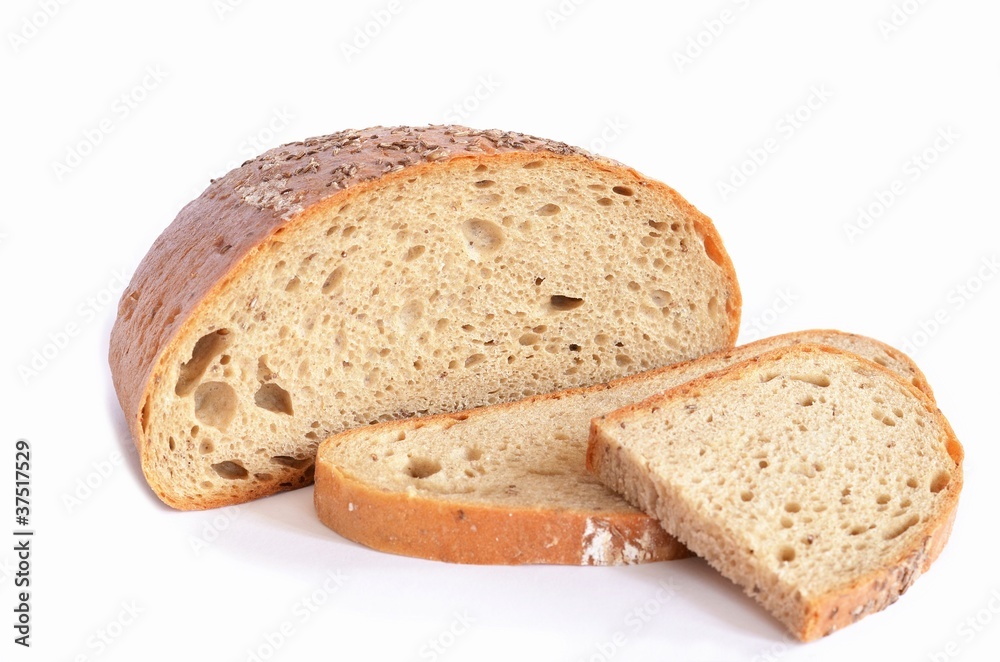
[591,346,962,640]
[112,126,739,509]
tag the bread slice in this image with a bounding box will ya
[588,345,962,639]
[109,125,741,510]
[314,330,933,565]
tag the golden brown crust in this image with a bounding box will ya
[314,457,688,566]
[587,344,963,641]
[108,125,741,510]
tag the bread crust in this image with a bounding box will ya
[587,344,963,641]
[108,125,741,509]
[314,449,688,566]
[314,332,934,565]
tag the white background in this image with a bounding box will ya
[2,0,998,660]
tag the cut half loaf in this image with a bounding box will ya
[314,330,933,565]
[588,345,962,639]
[109,125,741,509]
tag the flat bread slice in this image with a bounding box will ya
[588,344,962,638]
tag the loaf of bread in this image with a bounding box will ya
[314,331,933,565]
[109,125,740,509]
[588,345,962,639]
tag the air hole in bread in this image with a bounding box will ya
[702,234,728,269]
[849,525,871,536]
[780,516,793,528]
[778,546,796,563]
[194,382,237,429]
[464,447,482,461]
[465,354,486,368]
[167,437,175,451]
[404,245,426,261]
[254,382,294,416]
[884,514,919,540]
[740,490,754,502]
[522,160,543,169]
[929,470,950,493]
[271,455,311,469]
[473,179,496,188]
[536,203,560,216]
[784,502,801,513]
[799,395,815,407]
[549,295,584,311]
[649,289,672,308]
[790,374,831,388]
[612,186,634,196]
[322,266,346,294]
[176,329,232,396]
[461,218,505,259]
[405,457,442,479]
[285,276,301,292]
[597,197,613,206]
[212,460,248,480]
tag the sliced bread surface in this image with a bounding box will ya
[588,345,962,639]
[314,331,933,565]
[109,125,741,509]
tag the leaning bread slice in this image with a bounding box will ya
[588,345,962,639]
[314,330,933,565]
[110,125,742,510]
